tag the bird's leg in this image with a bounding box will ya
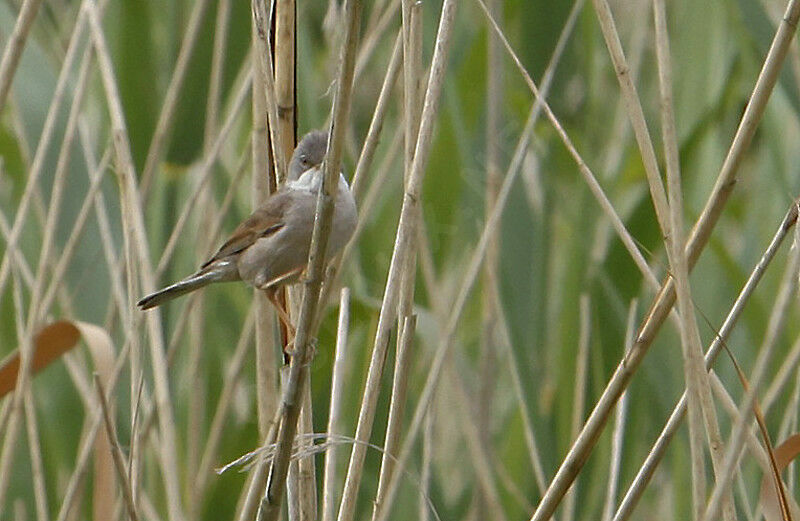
[265,289,296,353]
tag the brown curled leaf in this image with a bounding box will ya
[0,320,81,398]
[760,434,800,521]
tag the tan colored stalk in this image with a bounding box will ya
[322,289,352,521]
[95,375,140,521]
[315,32,403,315]
[275,0,296,167]
[563,296,591,521]
[337,2,458,520]
[251,16,280,440]
[612,201,799,521]
[419,398,434,521]
[0,0,99,298]
[85,4,184,520]
[371,315,417,519]
[139,0,212,196]
[369,0,423,512]
[601,319,632,521]
[653,1,732,518]
[252,0,288,182]
[590,0,670,236]
[475,0,800,516]
[0,0,44,113]
[257,0,362,517]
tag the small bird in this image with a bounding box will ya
[137,130,358,332]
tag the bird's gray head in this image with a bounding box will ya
[288,130,329,181]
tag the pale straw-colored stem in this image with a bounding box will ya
[321,289,352,521]
[337,2,458,520]
[563,296,591,521]
[612,201,798,521]
[371,315,417,519]
[601,301,636,521]
[95,375,140,521]
[653,0,732,517]
[85,4,184,520]
[0,0,44,113]
[526,0,800,515]
[590,0,670,236]
[257,0,362,517]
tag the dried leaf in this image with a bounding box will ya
[0,320,81,397]
[760,434,800,521]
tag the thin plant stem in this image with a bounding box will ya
[321,288,352,521]
[0,0,45,113]
[337,2,458,520]
[612,201,799,521]
[257,0,362,517]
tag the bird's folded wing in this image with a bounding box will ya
[201,192,289,268]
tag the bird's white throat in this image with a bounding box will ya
[288,167,349,192]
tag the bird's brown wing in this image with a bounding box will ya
[201,192,290,268]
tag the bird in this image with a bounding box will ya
[137,130,358,333]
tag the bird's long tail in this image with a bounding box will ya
[137,260,238,310]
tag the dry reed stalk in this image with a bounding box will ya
[95,375,140,521]
[563,296,591,521]
[368,1,423,514]
[590,0,671,236]
[257,0,362,517]
[600,302,634,521]
[0,272,30,508]
[85,4,185,520]
[371,315,417,520]
[322,289,351,521]
[353,0,400,80]
[700,216,800,520]
[337,1,457,519]
[0,0,44,113]
[419,399,434,521]
[249,14,281,443]
[315,32,403,316]
[653,0,732,518]
[275,0,296,166]
[0,0,102,298]
[139,0,212,197]
[612,201,799,521]
[252,0,288,183]
[23,387,48,521]
[491,0,800,515]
